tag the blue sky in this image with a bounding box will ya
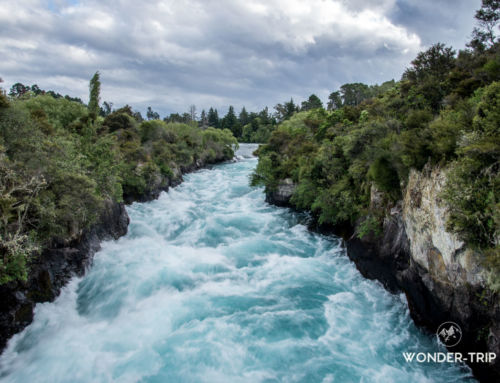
[0,0,481,117]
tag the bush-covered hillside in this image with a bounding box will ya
[0,80,237,285]
[252,3,500,281]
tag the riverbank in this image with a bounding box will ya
[0,145,473,382]
[0,152,235,353]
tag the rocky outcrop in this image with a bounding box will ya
[0,200,129,351]
[403,168,487,286]
[346,167,500,382]
[265,178,296,206]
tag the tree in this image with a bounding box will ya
[301,94,323,111]
[0,78,8,108]
[239,107,250,126]
[274,98,298,122]
[222,106,241,137]
[100,101,113,117]
[9,83,29,98]
[340,83,371,106]
[64,95,83,104]
[164,113,183,123]
[402,43,456,111]
[47,90,62,99]
[403,43,455,83]
[471,0,500,48]
[30,84,43,96]
[88,71,101,118]
[146,106,160,120]
[327,91,342,110]
[0,149,46,284]
[208,107,220,128]
[200,109,208,128]
[189,105,197,121]
[258,107,274,125]
[133,110,144,123]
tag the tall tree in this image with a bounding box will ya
[301,94,323,111]
[327,91,342,110]
[274,98,298,122]
[222,106,241,137]
[9,83,29,98]
[88,71,101,118]
[208,107,220,128]
[133,110,144,123]
[100,101,113,117]
[402,43,456,111]
[340,83,371,106]
[258,107,274,125]
[189,105,197,121]
[200,109,208,128]
[403,43,456,83]
[30,84,43,95]
[471,0,500,48]
[146,106,160,120]
[165,113,183,123]
[239,107,250,126]
[0,78,8,108]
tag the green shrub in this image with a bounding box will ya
[367,156,401,200]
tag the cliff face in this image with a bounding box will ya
[403,168,487,287]
[266,168,499,381]
[347,167,500,382]
[265,178,296,207]
[0,200,129,351]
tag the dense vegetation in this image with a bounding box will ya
[252,1,500,285]
[0,76,237,285]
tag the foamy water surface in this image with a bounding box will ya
[0,144,475,382]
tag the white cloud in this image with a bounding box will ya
[0,0,478,116]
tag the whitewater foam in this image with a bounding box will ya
[0,144,475,382]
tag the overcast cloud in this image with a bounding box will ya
[0,0,481,116]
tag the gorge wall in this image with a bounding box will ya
[267,167,500,382]
[0,200,129,352]
[0,156,232,353]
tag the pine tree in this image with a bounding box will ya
[208,107,220,128]
[239,107,250,126]
[200,109,208,128]
[222,106,241,137]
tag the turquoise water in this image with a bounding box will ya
[0,144,475,382]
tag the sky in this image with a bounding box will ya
[0,0,482,117]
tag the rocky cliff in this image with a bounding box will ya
[0,200,129,351]
[265,178,296,207]
[348,166,500,382]
[266,167,500,382]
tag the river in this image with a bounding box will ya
[0,144,475,382]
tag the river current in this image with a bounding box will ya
[0,144,474,382]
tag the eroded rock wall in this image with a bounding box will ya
[347,167,499,381]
